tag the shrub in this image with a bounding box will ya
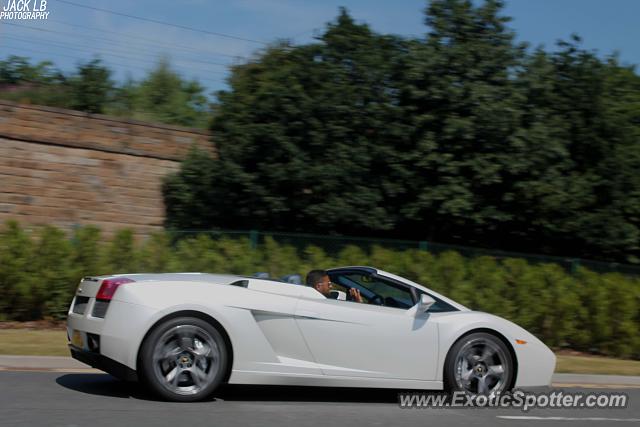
[0,221,34,320]
[0,221,638,359]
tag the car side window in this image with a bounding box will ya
[329,272,415,309]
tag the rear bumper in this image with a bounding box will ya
[67,299,157,371]
[69,345,138,381]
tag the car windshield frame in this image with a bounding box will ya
[327,267,459,313]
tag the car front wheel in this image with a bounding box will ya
[444,332,514,396]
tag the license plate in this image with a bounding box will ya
[71,331,83,348]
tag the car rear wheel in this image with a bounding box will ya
[139,317,228,402]
[444,332,514,396]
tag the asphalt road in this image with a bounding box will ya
[0,372,638,427]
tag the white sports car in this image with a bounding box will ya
[66,266,556,401]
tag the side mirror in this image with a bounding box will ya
[329,290,347,301]
[406,293,435,316]
[417,293,435,312]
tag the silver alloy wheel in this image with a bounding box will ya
[151,324,221,396]
[453,337,508,396]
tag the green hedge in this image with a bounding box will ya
[1,221,638,359]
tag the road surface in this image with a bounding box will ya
[0,371,638,427]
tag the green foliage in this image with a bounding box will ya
[165,10,412,234]
[572,268,612,352]
[467,257,513,320]
[70,225,108,277]
[537,264,579,348]
[511,39,640,260]
[430,251,473,305]
[0,56,210,128]
[104,229,137,273]
[69,59,114,114]
[161,3,640,264]
[393,249,438,288]
[29,226,76,320]
[0,56,113,111]
[162,146,218,230]
[1,221,639,359]
[123,58,210,128]
[0,221,34,320]
[299,245,333,278]
[501,258,545,333]
[402,0,526,239]
[4,3,640,262]
[210,237,259,274]
[261,237,301,277]
[0,55,59,84]
[602,274,637,358]
[169,234,223,273]
[0,55,71,107]
[138,232,173,273]
[337,245,369,266]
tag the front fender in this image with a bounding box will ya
[435,311,556,388]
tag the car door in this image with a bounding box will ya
[294,270,439,380]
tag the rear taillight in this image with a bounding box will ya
[96,277,135,301]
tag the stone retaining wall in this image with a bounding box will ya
[0,101,213,237]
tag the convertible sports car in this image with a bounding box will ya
[67,266,555,402]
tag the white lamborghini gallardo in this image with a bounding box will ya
[66,266,555,401]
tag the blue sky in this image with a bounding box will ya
[0,0,638,96]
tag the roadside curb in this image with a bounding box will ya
[1,355,639,387]
[0,355,94,370]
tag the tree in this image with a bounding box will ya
[0,55,211,128]
[164,3,640,263]
[165,9,412,234]
[0,55,60,84]
[134,58,210,128]
[163,146,219,230]
[511,38,640,260]
[70,58,114,114]
[0,55,70,107]
[400,0,526,244]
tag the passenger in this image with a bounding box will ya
[305,269,363,303]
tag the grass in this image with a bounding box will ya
[0,329,639,376]
[555,354,640,376]
[0,329,69,356]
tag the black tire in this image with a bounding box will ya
[139,316,228,402]
[444,332,514,396]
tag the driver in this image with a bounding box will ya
[305,270,363,303]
